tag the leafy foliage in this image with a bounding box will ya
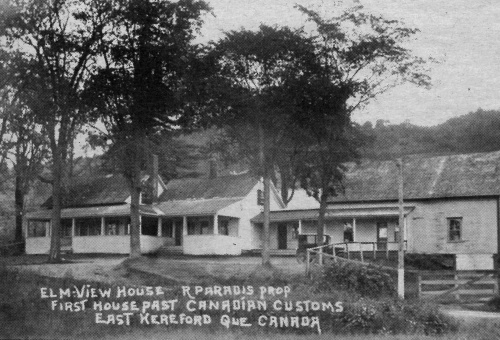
[317,260,396,298]
[362,109,500,159]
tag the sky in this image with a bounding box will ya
[196,0,500,126]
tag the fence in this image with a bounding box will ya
[305,245,499,303]
[418,270,499,302]
[305,244,400,276]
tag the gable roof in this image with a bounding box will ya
[330,151,500,202]
[159,173,258,201]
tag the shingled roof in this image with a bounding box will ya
[159,173,258,201]
[330,151,500,202]
[42,174,132,208]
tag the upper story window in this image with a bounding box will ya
[257,189,264,206]
[448,217,462,242]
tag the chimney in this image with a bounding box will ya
[209,158,217,179]
[151,154,159,202]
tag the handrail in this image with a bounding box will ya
[305,240,409,276]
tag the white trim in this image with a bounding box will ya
[213,214,218,235]
[352,218,357,241]
[182,216,187,236]
[101,217,105,236]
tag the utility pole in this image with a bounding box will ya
[259,124,271,267]
[397,158,405,299]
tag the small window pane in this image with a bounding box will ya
[448,218,462,242]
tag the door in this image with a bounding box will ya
[174,221,182,246]
[277,224,287,250]
[377,222,388,250]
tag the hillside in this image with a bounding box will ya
[360,108,500,159]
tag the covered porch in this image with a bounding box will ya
[24,205,171,254]
[159,214,241,255]
[156,198,244,255]
[251,205,414,257]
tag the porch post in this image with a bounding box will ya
[47,221,51,237]
[213,214,219,235]
[352,218,357,241]
[298,220,302,234]
[71,218,75,237]
[101,217,105,236]
[183,216,188,236]
[172,221,176,239]
[139,215,142,236]
[158,218,162,237]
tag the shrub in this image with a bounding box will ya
[337,298,458,335]
[317,261,396,298]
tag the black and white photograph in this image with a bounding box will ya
[1,0,500,339]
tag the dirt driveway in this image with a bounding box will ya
[5,255,306,284]
[126,255,307,284]
[5,255,130,283]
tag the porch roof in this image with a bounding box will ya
[156,197,242,217]
[25,204,162,220]
[251,206,415,223]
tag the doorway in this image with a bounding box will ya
[377,221,388,250]
[277,224,287,250]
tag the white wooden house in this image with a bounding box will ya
[252,151,500,270]
[24,172,285,255]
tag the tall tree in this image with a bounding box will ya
[1,0,113,262]
[210,25,317,266]
[293,5,431,249]
[87,0,211,258]
[2,93,48,252]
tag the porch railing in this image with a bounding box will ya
[304,241,407,276]
[332,241,407,261]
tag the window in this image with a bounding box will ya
[61,219,72,237]
[28,220,48,237]
[448,218,462,242]
[75,218,101,236]
[187,220,197,235]
[218,219,229,235]
[105,217,129,235]
[257,189,264,206]
[200,220,210,235]
[141,216,159,236]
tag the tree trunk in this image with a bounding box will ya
[14,175,24,253]
[129,150,142,258]
[48,150,62,263]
